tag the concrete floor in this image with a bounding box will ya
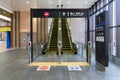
[0,49,120,80]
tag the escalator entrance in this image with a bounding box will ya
[29,8,90,66]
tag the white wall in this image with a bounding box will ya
[69,18,85,44]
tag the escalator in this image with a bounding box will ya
[42,18,58,54]
[42,18,77,55]
[61,18,77,54]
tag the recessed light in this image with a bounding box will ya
[58,0,61,3]
[67,1,70,4]
[26,1,30,4]
[85,1,88,4]
[49,1,54,4]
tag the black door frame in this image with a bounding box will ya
[30,8,89,63]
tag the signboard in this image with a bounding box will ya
[95,11,108,67]
[0,27,11,32]
[37,66,51,71]
[68,66,82,71]
[31,9,88,18]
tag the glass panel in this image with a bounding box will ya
[31,18,87,63]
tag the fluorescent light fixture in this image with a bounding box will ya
[26,1,30,4]
[0,15,11,21]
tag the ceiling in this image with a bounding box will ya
[0,0,98,12]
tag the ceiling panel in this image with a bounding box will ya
[1,0,98,11]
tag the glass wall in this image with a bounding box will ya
[31,17,87,63]
[89,0,119,58]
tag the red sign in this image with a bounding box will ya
[44,12,49,17]
[37,66,50,71]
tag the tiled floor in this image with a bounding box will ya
[0,49,120,80]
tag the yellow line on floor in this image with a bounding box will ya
[29,62,90,66]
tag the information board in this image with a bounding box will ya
[31,9,88,18]
[95,11,108,67]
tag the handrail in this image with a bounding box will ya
[57,18,62,55]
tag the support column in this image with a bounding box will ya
[11,11,20,48]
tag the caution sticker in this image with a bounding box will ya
[68,66,82,71]
[37,66,51,71]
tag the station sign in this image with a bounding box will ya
[0,27,11,32]
[31,9,88,18]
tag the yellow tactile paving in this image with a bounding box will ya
[29,62,90,66]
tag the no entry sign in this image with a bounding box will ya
[44,12,49,17]
[37,66,51,71]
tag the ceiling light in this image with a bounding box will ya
[85,1,88,4]
[26,1,30,4]
[67,1,70,4]
[58,0,61,3]
[49,1,54,4]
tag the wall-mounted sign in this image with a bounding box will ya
[31,9,88,18]
[0,27,11,32]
